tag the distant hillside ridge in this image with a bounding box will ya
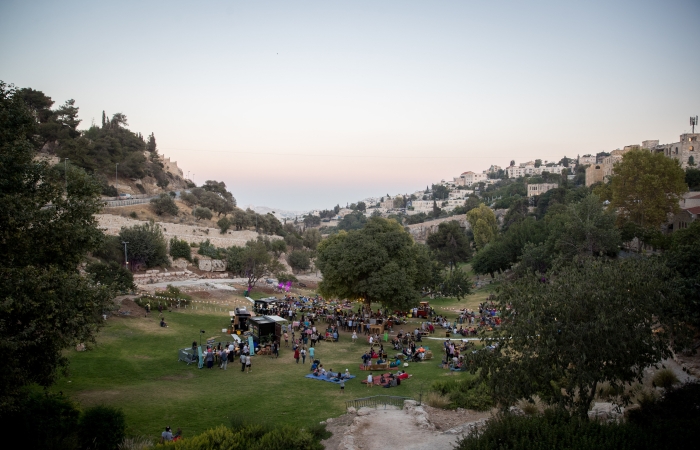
[18,85,188,196]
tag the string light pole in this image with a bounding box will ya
[115,163,119,196]
[122,241,129,271]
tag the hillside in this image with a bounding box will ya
[19,86,188,196]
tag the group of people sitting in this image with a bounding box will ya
[364,370,409,388]
[310,361,352,382]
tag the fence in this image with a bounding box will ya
[103,198,153,207]
[345,395,415,410]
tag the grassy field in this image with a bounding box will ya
[51,285,495,441]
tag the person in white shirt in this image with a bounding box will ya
[367,372,373,388]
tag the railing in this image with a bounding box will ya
[103,198,153,207]
[345,395,414,410]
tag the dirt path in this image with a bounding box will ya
[321,402,493,450]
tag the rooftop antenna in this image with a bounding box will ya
[691,116,698,134]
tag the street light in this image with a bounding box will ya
[116,163,119,197]
[122,241,129,270]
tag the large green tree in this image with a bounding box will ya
[0,82,112,412]
[118,221,169,268]
[471,258,689,419]
[426,220,472,271]
[316,217,432,311]
[610,149,687,230]
[466,204,498,250]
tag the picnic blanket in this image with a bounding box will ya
[305,373,356,385]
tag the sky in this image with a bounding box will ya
[2,0,699,211]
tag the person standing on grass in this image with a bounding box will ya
[220,347,228,370]
[284,331,289,347]
[273,341,279,358]
[240,352,246,372]
[301,347,307,364]
[352,331,357,343]
[245,354,252,373]
[340,379,345,394]
[205,348,214,369]
[308,346,315,363]
[367,372,373,388]
[294,347,300,364]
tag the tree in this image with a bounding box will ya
[464,195,481,213]
[192,206,212,221]
[85,261,135,293]
[337,210,367,231]
[470,258,689,419]
[610,149,687,230]
[466,204,498,250]
[686,167,700,190]
[535,159,542,168]
[287,250,312,273]
[302,228,322,250]
[426,220,472,271]
[146,132,156,153]
[150,193,179,216]
[240,239,283,292]
[316,217,432,311]
[549,194,621,258]
[269,238,287,258]
[356,201,366,212]
[665,221,700,329]
[0,82,112,412]
[169,237,192,261]
[432,200,442,218]
[217,216,232,234]
[432,183,449,200]
[440,267,472,300]
[118,221,169,267]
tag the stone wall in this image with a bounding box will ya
[96,214,277,248]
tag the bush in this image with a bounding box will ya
[198,239,225,259]
[4,392,81,450]
[150,193,179,216]
[129,211,138,219]
[306,423,332,441]
[86,261,135,293]
[78,405,126,450]
[192,206,212,221]
[135,183,146,194]
[652,369,679,389]
[276,272,298,283]
[286,250,311,273]
[103,184,118,197]
[217,216,232,234]
[118,221,169,268]
[156,424,323,450]
[118,436,151,450]
[181,192,198,206]
[431,377,493,411]
[170,237,192,262]
[426,392,451,408]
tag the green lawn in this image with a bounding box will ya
[52,294,480,441]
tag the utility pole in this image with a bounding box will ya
[64,158,69,191]
[122,241,129,270]
[115,163,119,196]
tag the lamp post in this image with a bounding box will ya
[122,241,129,270]
[64,158,69,191]
[116,163,119,197]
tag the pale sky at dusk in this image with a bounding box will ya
[2,0,699,211]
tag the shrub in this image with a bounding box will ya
[170,237,192,262]
[426,392,451,409]
[150,193,179,216]
[157,424,323,450]
[217,216,232,234]
[306,423,332,441]
[192,206,212,221]
[129,211,137,219]
[135,183,146,194]
[430,377,493,411]
[79,405,126,450]
[286,250,311,273]
[181,192,198,206]
[118,221,169,268]
[198,239,225,259]
[86,261,135,293]
[103,184,118,197]
[652,369,679,389]
[276,272,298,283]
[118,436,151,450]
[5,392,81,450]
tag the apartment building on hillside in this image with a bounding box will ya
[527,183,559,198]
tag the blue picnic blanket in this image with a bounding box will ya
[305,373,356,384]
